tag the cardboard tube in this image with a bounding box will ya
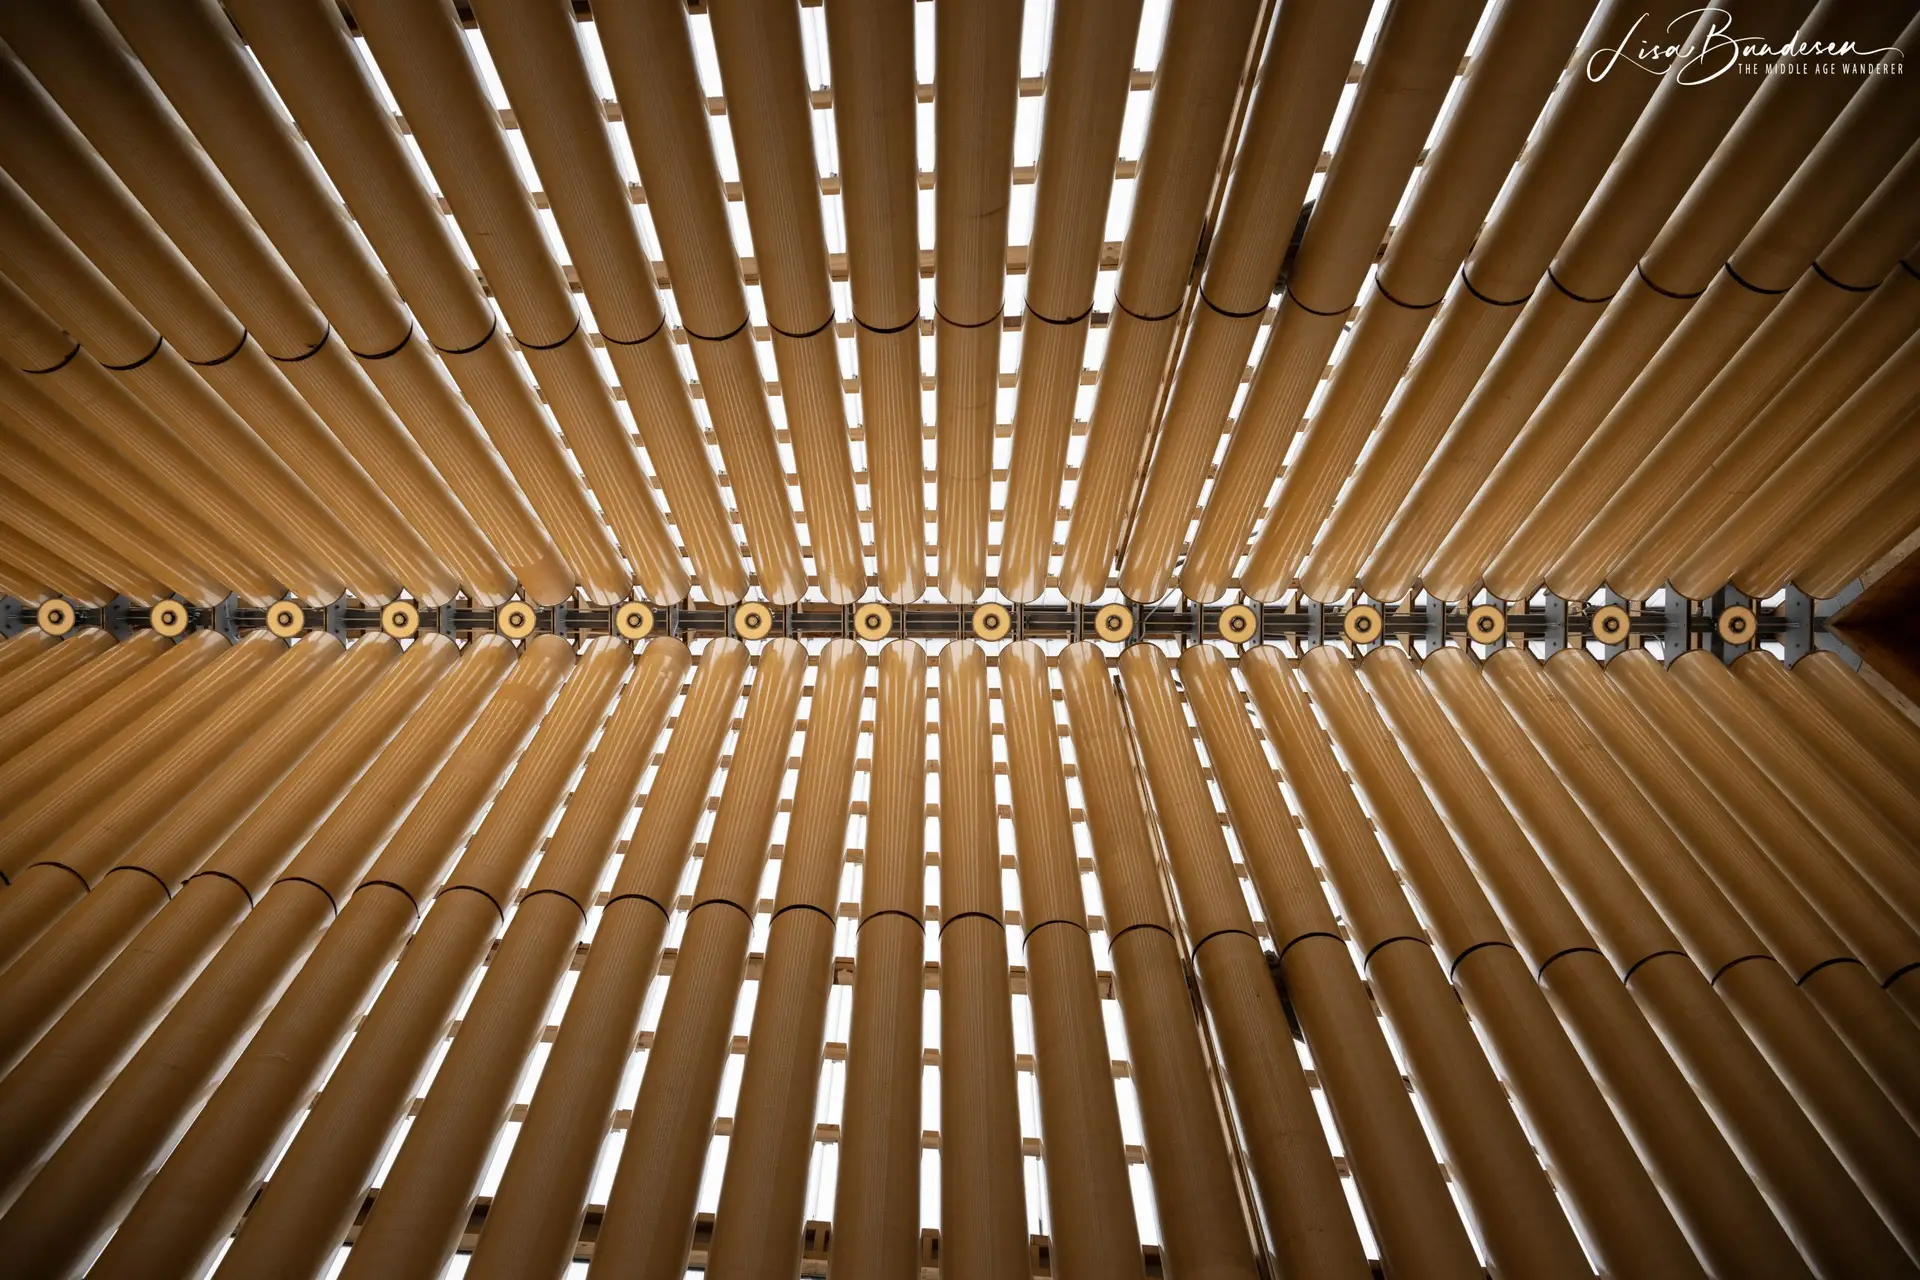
[86,644,570,1280]
[1120,644,1368,1277]
[1615,651,1920,984]
[1119,0,1372,604]
[1061,643,1260,1278]
[1793,458,1920,600]
[1249,0,1595,601]
[0,631,164,771]
[1674,651,1920,932]
[0,475,165,604]
[933,0,1021,601]
[1057,0,1262,603]
[594,0,805,603]
[821,0,930,600]
[999,641,1143,1271]
[0,626,109,721]
[7,640,504,1278]
[1793,651,1920,798]
[930,641,1030,1274]
[1544,652,1920,1118]
[708,639,862,1277]
[0,635,387,1073]
[1743,402,1920,599]
[702,0,860,602]
[0,633,268,889]
[1185,0,1486,602]
[1192,646,1480,1276]
[590,641,805,1279]
[470,641,744,1278]
[1736,652,1920,847]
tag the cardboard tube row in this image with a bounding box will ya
[707,3,863,604]
[1057,0,1262,603]
[0,631,161,771]
[1512,22,1920,604]
[1241,0,1593,603]
[998,0,1146,603]
[472,640,743,1280]
[999,641,1143,1273]
[1183,0,1486,604]
[1793,453,1920,599]
[933,0,1022,603]
[1121,0,1371,603]
[707,639,862,1276]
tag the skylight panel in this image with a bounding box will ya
[1020,0,1055,77]
[1117,90,1152,162]
[1013,97,1044,168]
[352,35,402,114]
[914,3,936,86]
[576,20,616,100]
[464,28,511,109]
[1133,0,1173,73]
[687,13,725,96]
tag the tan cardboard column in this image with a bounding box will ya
[1293,649,1597,1277]
[831,642,928,1275]
[18,637,516,1280]
[1793,651,1920,796]
[1598,235,1920,598]
[1555,135,1920,602]
[998,641,1142,1274]
[1249,646,1584,1273]
[1061,642,1261,1280]
[1543,653,1920,1128]
[707,642,864,1276]
[0,630,164,771]
[1246,0,1597,602]
[0,631,225,814]
[5,0,462,603]
[0,638,448,1233]
[0,632,268,899]
[1056,0,1264,602]
[0,478,166,605]
[1401,0,1809,602]
[1120,0,1370,602]
[357,641,686,1280]
[1184,0,1487,602]
[0,426,206,605]
[0,36,409,605]
[1356,648,1719,1276]
[0,634,301,957]
[0,633,375,1076]
[1792,454,1920,600]
[97,0,514,605]
[930,640,1030,1275]
[0,529,103,607]
[0,279,306,605]
[351,0,683,606]
[1674,652,1920,932]
[1410,649,1893,1275]
[0,625,109,721]
[826,0,932,601]
[226,0,600,605]
[251,643,632,1280]
[1118,645,1368,1279]
[933,0,1021,602]
[590,640,806,1280]
[1315,0,1694,602]
[1475,2,1920,603]
[473,0,746,604]
[1735,651,1920,848]
[1480,649,1920,1255]
[1182,645,1480,1277]
[1741,399,1920,599]
[705,2,864,604]
[596,2,809,603]
[469,641,746,1280]
[202,636,584,1280]
[1000,0,1145,602]
[0,631,52,682]
[1612,651,1920,1016]
[1639,254,1920,602]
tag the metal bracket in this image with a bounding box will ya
[1540,595,1567,657]
[1663,591,1692,664]
[324,597,350,642]
[0,596,21,638]
[209,595,240,642]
